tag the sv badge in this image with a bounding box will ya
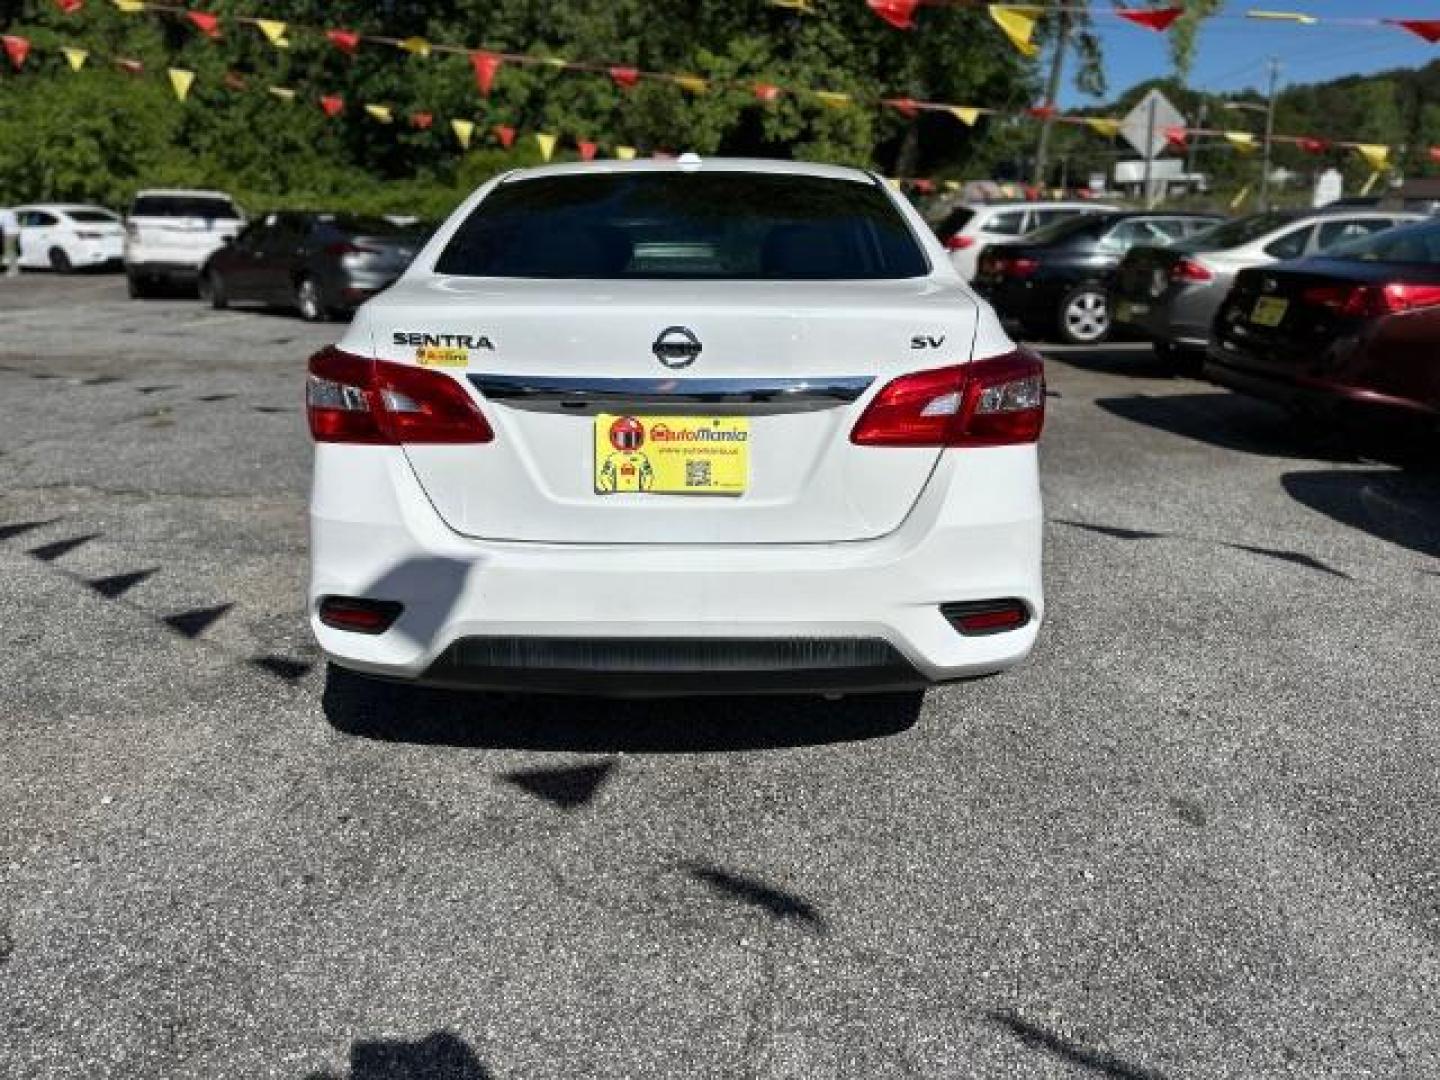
[910,335,946,350]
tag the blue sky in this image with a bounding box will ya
[1059,0,1440,105]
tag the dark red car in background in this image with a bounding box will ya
[1207,217,1440,439]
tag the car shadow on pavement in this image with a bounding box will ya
[321,664,923,752]
[1041,345,1182,380]
[1282,468,1440,560]
[303,1031,494,1080]
[1095,392,1358,461]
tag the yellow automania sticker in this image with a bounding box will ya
[594,414,748,495]
[416,345,469,368]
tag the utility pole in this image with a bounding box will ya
[1185,99,1208,180]
[1031,11,1072,189]
[1259,58,1281,209]
[1142,94,1158,208]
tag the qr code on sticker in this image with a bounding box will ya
[685,459,712,487]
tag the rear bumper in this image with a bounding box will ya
[1205,350,1440,424]
[308,444,1045,694]
[1114,290,1216,349]
[125,260,202,283]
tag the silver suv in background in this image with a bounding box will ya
[124,189,246,298]
[935,200,1120,282]
[1113,208,1422,371]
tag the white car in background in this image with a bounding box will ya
[124,188,245,297]
[306,158,1045,696]
[936,200,1120,281]
[9,204,124,272]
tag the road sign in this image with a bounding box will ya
[1121,88,1185,161]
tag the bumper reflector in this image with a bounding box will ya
[940,600,1030,636]
[318,596,403,634]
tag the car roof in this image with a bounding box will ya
[13,203,116,212]
[964,200,1114,210]
[1102,210,1225,220]
[132,189,238,200]
[497,157,878,186]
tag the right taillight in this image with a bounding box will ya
[1302,282,1440,318]
[306,345,494,444]
[850,349,1045,448]
[1169,256,1213,283]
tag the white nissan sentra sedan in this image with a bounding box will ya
[306,157,1044,695]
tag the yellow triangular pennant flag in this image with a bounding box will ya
[1245,10,1318,25]
[769,0,816,10]
[451,119,475,150]
[1224,131,1257,153]
[398,36,431,57]
[62,47,88,71]
[112,0,145,11]
[365,104,394,124]
[535,132,557,161]
[615,145,637,160]
[886,178,902,190]
[268,86,295,101]
[989,5,1043,58]
[1087,118,1121,138]
[168,68,195,102]
[255,19,288,47]
[1354,144,1389,171]
[943,180,962,193]
[814,91,851,109]
[949,106,982,127]
[672,75,707,94]
[542,57,569,68]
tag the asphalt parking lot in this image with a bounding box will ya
[1,273,1438,1079]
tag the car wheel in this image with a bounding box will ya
[202,269,228,310]
[296,277,328,322]
[126,272,152,299]
[48,247,73,274]
[1057,286,1111,346]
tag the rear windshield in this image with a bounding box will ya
[130,196,241,219]
[1328,218,1440,265]
[1174,211,1296,253]
[64,209,120,223]
[435,172,930,280]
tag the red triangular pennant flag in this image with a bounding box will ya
[1164,125,1188,149]
[753,83,781,104]
[223,70,247,91]
[1387,19,1440,43]
[116,58,143,75]
[326,29,361,55]
[471,51,502,96]
[187,11,221,39]
[912,179,936,195]
[320,95,345,118]
[609,66,640,90]
[867,0,919,30]
[886,97,920,119]
[55,0,83,13]
[2,35,30,70]
[1116,7,1184,33]
[1299,137,1331,155]
[1026,104,1057,120]
[409,112,434,130]
[577,139,598,161]
[493,124,516,149]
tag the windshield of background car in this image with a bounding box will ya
[1175,211,1296,253]
[1327,218,1440,264]
[65,209,120,224]
[1018,214,1107,246]
[130,196,241,220]
[434,172,930,279]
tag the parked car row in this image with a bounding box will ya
[2,188,428,322]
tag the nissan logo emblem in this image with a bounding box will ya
[652,326,702,369]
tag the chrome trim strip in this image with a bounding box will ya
[468,373,873,410]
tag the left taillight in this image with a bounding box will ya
[850,349,1045,448]
[944,234,976,251]
[306,345,494,445]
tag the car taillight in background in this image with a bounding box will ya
[1169,257,1213,284]
[944,235,977,251]
[983,255,1039,279]
[1301,282,1440,319]
[306,345,494,444]
[850,349,1045,448]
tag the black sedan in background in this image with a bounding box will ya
[1207,217,1440,437]
[974,211,1225,344]
[199,211,429,321]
